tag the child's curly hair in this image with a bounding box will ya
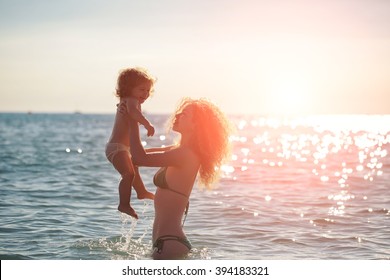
[169,98,233,189]
[115,67,156,98]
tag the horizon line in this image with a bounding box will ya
[1,110,389,118]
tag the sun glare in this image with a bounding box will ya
[264,70,312,116]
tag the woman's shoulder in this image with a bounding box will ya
[171,145,194,154]
[172,146,200,164]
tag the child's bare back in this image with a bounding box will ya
[107,101,132,146]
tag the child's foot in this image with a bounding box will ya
[137,190,155,200]
[118,205,138,219]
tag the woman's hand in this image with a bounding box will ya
[117,101,127,116]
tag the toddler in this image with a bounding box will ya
[105,67,155,218]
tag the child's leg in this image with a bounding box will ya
[132,166,155,200]
[111,151,138,218]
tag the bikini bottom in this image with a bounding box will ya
[153,235,192,254]
[105,143,130,163]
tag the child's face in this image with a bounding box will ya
[131,81,152,104]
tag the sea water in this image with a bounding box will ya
[0,113,389,260]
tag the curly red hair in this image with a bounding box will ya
[169,98,233,188]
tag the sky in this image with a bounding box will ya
[1,0,390,115]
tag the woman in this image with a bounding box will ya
[128,97,232,259]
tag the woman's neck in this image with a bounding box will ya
[179,133,194,149]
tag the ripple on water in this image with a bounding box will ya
[72,236,152,260]
[1,114,389,260]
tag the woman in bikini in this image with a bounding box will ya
[127,97,232,260]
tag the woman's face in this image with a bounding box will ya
[172,105,195,134]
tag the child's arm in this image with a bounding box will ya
[124,98,155,136]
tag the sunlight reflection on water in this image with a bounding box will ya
[1,113,388,259]
[221,115,389,222]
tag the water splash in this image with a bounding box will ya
[72,201,154,260]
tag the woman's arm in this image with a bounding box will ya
[129,119,187,167]
[145,145,177,153]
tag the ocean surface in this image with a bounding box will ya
[0,113,389,260]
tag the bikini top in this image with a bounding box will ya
[153,167,189,199]
[153,166,190,226]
